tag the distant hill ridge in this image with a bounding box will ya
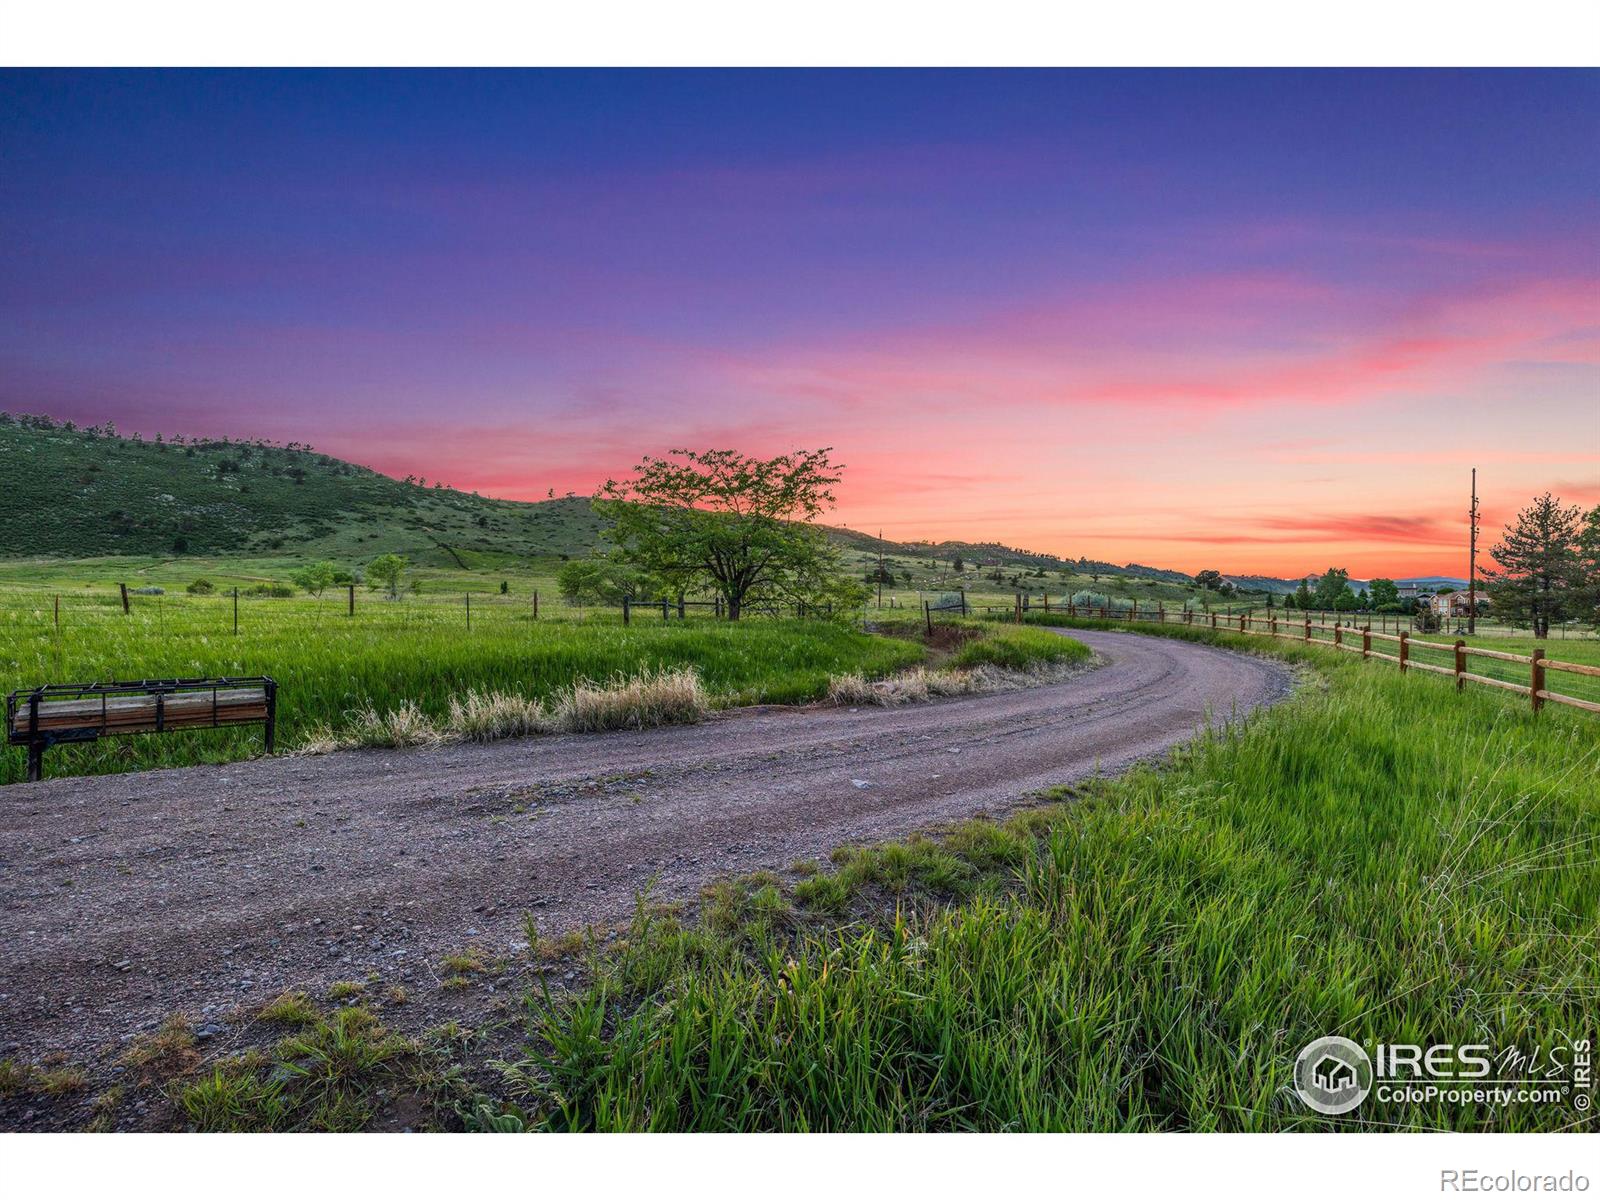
[1,413,1427,588]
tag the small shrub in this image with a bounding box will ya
[186,578,216,595]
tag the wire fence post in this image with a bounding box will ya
[465,592,471,631]
[347,584,355,617]
[233,587,239,635]
[924,599,933,637]
[532,590,539,620]
[119,582,130,614]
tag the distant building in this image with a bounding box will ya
[1428,592,1483,617]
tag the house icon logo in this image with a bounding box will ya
[1294,1036,1373,1115]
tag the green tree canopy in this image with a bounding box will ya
[557,556,645,609]
[1313,567,1354,611]
[366,553,408,599]
[596,448,860,620]
[290,560,338,597]
[1486,493,1582,637]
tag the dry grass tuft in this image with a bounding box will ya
[445,690,553,742]
[829,666,981,706]
[344,700,440,748]
[553,668,708,733]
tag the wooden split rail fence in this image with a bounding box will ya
[995,597,1600,717]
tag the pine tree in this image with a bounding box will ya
[1485,493,1581,638]
[1571,505,1600,630]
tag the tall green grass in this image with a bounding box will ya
[0,599,923,781]
[501,628,1598,1132]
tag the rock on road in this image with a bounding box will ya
[0,628,1290,1069]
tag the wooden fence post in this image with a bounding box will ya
[1362,625,1371,658]
[959,588,967,616]
[678,596,686,620]
[1014,594,1022,624]
[233,587,239,635]
[662,599,669,622]
[1210,612,1217,629]
[54,594,60,632]
[1238,613,1245,634]
[532,590,539,620]
[465,592,471,631]
[622,596,631,625]
[1398,631,1409,673]
[1531,648,1545,713]
[347,584,355,616]
[1453,639,1465,691]
[924,600,933,637]
[1043,593,1050,612]
[1304,615,1312,642]
[119,582,130,614]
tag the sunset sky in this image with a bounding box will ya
[2,69,1596,577]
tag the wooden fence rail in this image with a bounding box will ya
[996,597,1600,717]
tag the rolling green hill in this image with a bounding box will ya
[0,413,1213,590]
[0,413,604,568]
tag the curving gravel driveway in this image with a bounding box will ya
[0,628,1289,1080]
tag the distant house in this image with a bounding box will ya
[1428,592,1483,617]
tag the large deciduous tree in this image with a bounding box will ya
[1368,578,1400,610]
[596,448,859,620]
[1485,493,1581,637]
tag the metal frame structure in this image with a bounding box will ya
[6,676,277,782]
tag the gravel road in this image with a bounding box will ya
[0,628,1289,1081]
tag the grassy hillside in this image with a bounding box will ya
[1,414,1214,591]
[0,414,603,568]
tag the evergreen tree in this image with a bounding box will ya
[1486,493,1581,637]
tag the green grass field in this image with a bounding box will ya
[0,582,1104,783]
[118,621,1598,1132]
[483,622,1598,1132]
[0,593,933,783]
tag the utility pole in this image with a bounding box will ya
[1468,467,1479,635]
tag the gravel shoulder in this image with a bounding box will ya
[0,628,1290,1099]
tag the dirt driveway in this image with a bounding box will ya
[0,628,1289,1081]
